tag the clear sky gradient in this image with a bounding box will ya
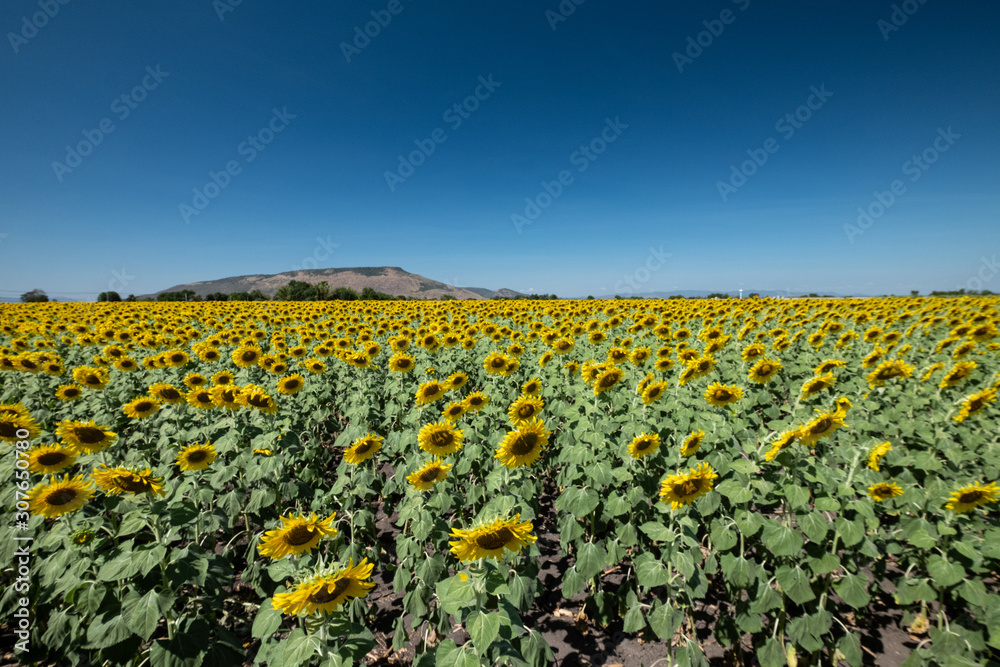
[1,1,999,300]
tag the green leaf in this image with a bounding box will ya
[435,638,482,667]
[623,601,646,634]
[575,541,606,581]
[729,459,759,474]
[836,517,865,547]
[277,629,320,666]
[639,521,676,543]
[761,521,803,557]
[634,553,670,590]
[604,492,631,517]
[467,611,501,655]
[798,512,829,543]
[757,637,785,667]
[927,555,965,589]
[838,632,863,667]
[907,528,936,550]
[555,486,600,519]
[782,484,810,509]
[775,565,815,605]
[436,573,476,616]
[123,588,174,641]
[252,598,283,639]
[132,544,168,577]
[86,611,134,649]
[647,600,681,641]
[97,545,138,581]
[710,520,738,551]
[719,554,756,589]
[735,510,762,537]
[835,573,871,609]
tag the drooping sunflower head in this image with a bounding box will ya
[57,420,117,454]
[210,385,242,410]
[945,481,1000,513]
[507,395,544,427]
[680,430,705,457]
[495,419,550,468]
[641,380,668,405]
[271,558,375,615]
[258,512,338,560]
[954,387,998,423]
[344,434,384,465]
[417,422,464,457]
[91,464,164,497]
[628,432,661,460]
[801,373,837,398]
[176,442,218,471]
[463,391,489,413]
[449,514,537,562]
[237,385,278,414]
[797,410,847,447]
[763,430,798,462]
[406,459,453,491]
[866,359,915,388]
[867,441,892,471]
[72,366,109,390]
[26,474,94,518]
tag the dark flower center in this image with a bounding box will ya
[38,452,68,466]
[45,489,78,506]
[511,434,538,456]
[309,579,351,604]
[75,427,108,445]
[475,528,513,551]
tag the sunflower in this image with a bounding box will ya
[628,432,661,460]
[163,349,190,367]
[763,430,798,462]
[149,382,185,405]
[495,419,550,468]
[57,420,117,454]
[122,395,161,420]
[26,444,77,474]
[449,515,537,562]
[866,360,915,388]
[418,421,464,457]
[659,462,718,510]
[741,343,765,362]
[801,373,837,398]
[407,459,453,491]
[183,373,208,388]
[176,443,218,471]
[637,380,666,405]
[687,355,716,380]
[797,410,847,447]
[253,449,273,456]
[867,441,892,471]
[920,363,945,382]
[945,481,1000,513]
[72,366,108,390]
[186,388,217,410]
[593,366,625,395]
[258,512,339,559]
[0,407,40,442]
[704,382,743,407]
[463,392,489,412]
[344,433,383,465]
[940,361,977,389]
[210,385,242,410]
[276,373,306,396]
[743,357,780,384]
[868,481,903,502]
[539,351,554,367]
[447,371,470,390]
[26,475,94,518]
[271,558,375,615]
[507,395,544,427]
[677,366,697,387]
[54,384,84,401]
[91,465,164,497]
[238,385,278,414]
[483,352,513,376]
[653,357,674,372]
[834,396,853,415]
[232,345,263,368]
[441,402,466,422]
[680,430,705,457]
[415,380,447,406]
[521,377,542,396]
[954,387,998,423]
[211,370,236,385]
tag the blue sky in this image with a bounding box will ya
[1,0,998,300]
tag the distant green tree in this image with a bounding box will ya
[21,289,48,303]
[97,291,121,302]
[274,281,318,301]
[330,287,359,301]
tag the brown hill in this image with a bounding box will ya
[146,267,485,300]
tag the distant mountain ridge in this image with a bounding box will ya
[142,267,522,300]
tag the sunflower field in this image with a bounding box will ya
[2,296,999,666]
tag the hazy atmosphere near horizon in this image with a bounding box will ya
[2,1,999,300]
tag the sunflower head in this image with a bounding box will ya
[177,442,218,471]
[27,444,77,474]
[91,464,164,497]
[406,459,453,491]
[628,432,661,460]
[449,515,537,562]
[415,380,447,406]
[463,392,489,412]
[507,395,544,427]
[868,481,903,502]
[344,434,384,465]
[271,558,375,615]
[679,430,705,457]
[945,481,1000,513]
[417,422,464,457]
[258,512,339,560]
[495,419,550,468]
[27,474,94,518]
[57,420,117,454]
